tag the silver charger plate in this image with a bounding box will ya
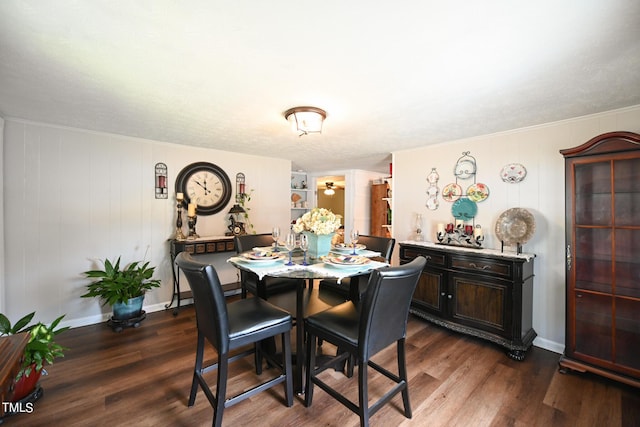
[495,208,536,245]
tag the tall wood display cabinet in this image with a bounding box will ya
[559,131,640,388]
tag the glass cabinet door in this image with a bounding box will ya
[561,131,640,386]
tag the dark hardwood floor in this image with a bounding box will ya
[4,300,639,427]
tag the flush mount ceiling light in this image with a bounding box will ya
[324,182,335,196]
[284,106,327,136]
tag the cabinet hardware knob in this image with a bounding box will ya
[441,292,446,296]
[468,263,491,270]
[448,294,452,299]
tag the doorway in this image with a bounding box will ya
[316,175,345,220]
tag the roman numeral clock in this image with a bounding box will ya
[175,162,232,215]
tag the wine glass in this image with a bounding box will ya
[284,233,296,266]
[299,233,309,266]
[350,229,359,255]
[272,226,280,252]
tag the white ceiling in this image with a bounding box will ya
[1,1,639,173]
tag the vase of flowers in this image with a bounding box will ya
[292,208,342,259]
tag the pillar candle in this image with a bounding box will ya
[188,203,196,216]
[176,192,184,201]
[474,225,483,237]
[455,219,463,228]
[437,223,445,233]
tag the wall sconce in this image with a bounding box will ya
[284,106,326,136]
[155,162,168,199]
[324,182,336,196]
[236,172,246,203]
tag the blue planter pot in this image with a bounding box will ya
[302,231,334,259]
[112,295,144,320]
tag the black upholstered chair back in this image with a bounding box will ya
[358,256,426,359]
[357,235,395,262]
[176,252,229,354]
[234,233,301,299]
[234,233,274,253]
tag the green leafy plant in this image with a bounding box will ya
[0,311,69,379]
[238,189,255,233]
[81,257,161,306]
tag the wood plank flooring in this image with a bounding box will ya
[3,301,639,427]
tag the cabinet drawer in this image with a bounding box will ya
[400,246,446,267]
[451,255,512,278]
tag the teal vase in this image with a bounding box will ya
[112,295,144,320]
[303,231,334,259]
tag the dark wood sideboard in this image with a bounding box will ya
[0,332,30,418]
[167,237,235,314]
[399,242,536,360]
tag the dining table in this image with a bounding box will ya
[227,246,389,393]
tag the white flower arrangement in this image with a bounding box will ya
[292,208,342,235]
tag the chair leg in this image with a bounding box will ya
[397,339,412,418]
[304,332,317,407]
[255,341,263,375]
[189,333,206,406]
[358,358,370,427]
[282,330,294,407]
[213,354,229,427]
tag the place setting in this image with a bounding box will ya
[323,254,371,269]
[238,250,287,265]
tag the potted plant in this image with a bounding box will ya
[0,311,69,402]
[292,208,342,258]
[81,257,161,327]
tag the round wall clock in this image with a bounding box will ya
[175,162,232,215]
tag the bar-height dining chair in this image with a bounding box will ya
[176,253,294,427]
[304,256,427,427]
[318,235,395,302]
[234,233,302,299]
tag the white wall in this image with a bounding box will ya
[2,118,291,327]
[0,117,4,314]
[392,105,640,353]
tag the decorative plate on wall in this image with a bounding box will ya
[467,183,490,202]
[453,151,477,179]
[442,183,462,202]
[500,163,527,183]
[451,198,478,220]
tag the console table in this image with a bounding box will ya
[167,236,235,314]
[1,332,30,419]
[399,241,536,360]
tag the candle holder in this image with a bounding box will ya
[415,213,424,241]
[175,199,186,241]
[437,223,483,249]
[187,215,199,240]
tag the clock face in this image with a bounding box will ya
[176,162,232,215]
[232,223,245,235]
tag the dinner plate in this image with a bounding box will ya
[253,245,287,252]
[325,255,370,268]
[495,208,536,245]
[242,251,283,261]
[442,183,463,202]
[451,198,478,220]
[332,243,366,252]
